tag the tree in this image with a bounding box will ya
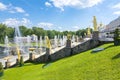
[114,28,120,45]
[0,24,7,43]
[6,27,14,40]
[32,27,45,39]
[63,31,69,36]
[26,28,33,35]
[47,30,55,39]
[19,26,28,36]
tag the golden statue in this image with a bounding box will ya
[16,47,21,62]
[87,27,91,35]
[67,34,71,40]
[45,36,51,49]
[93,16,98,31]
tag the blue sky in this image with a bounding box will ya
[0,0,120,31]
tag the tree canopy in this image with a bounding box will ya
[0,23,93,43]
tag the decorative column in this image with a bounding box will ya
[44,48,51,62]
[5,59,10,68]
[66,34,71,48]
[65,34,72,56]
[66,39,71,48]
[29,52,35,62]
[92,31,99,40]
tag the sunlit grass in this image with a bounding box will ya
[2,43,120,80]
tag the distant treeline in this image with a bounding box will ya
[0,23,93,43]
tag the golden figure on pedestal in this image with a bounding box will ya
[45,36,51,49]
[67,34,71,40]
[87,27,91,35]
[93,16,98,31]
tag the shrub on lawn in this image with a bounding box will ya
[114,28,120,45]
[0,62,4,77]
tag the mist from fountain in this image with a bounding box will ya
[35,36,38,49]
[60,36,63,47]
[26,35,31,53]
[39,36,42,48]
[72,35,75,43]
[63,35,67,46]
[14,26,26,54]
[4,35,10,56]
[39,36,43,53]
[43,36,46,52]
[54,36,58,48]
[57,35,61,47]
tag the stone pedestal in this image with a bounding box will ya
[38,48,42,54]
[86,34,91,38]
[29,53,35,62]
[46,48,50,55]
[79,37,83,42]
[44,48,51,62]
[16,58,19,65]
[92,31,99,40]
[5,59,10,68]
[66,40,71,48]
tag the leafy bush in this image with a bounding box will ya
[114,28,120,45]
[0,62,4,77]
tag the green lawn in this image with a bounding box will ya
[2,43,120,80]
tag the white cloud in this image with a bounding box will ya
[8,5,25,13]
[112,3,120,15]
[2,18,20,27]
[2,18,31,27]
[49,0,103,11]
[72,26,80,31]
[0,2,29,16]
[113,11,120,15]
[112,3,120,9]
[0,2,25,13]
[21,18,31,25]
[14,7,25,13]
[37,22,54,29]
[45,2,52,7]
[0,2,7,11]
[9,10,16,13]
[24,13,29,16]
[58,26,62,29]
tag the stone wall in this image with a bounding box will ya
[71,39,99,55]
[34,39,99,62]
[50,47,71,61]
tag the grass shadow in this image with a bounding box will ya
[104,45,114,50]
[23,63,35,67]
[91,51,101,54]
[112,53,120,59]
[42,63,51,69]
[91,45,114,54]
